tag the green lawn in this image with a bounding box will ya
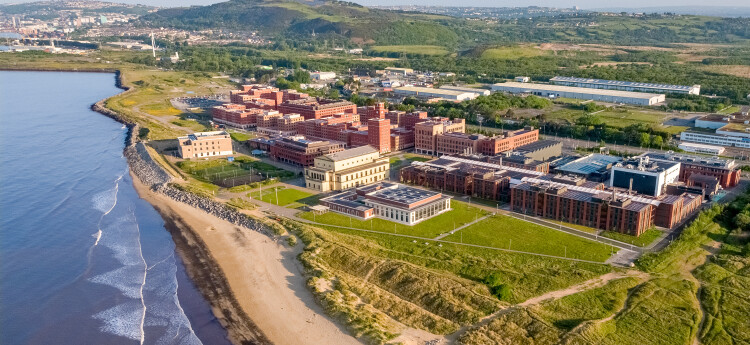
[171,118,212,132]
[718,105,741,114]
[299,200,489,238]
[178,158,249,180]
[602,228,663,247]
[404,154,431,162]
[480,45,546,60]
[389,157,402,166]
[177,157,295,182]
[442,215,615,262]
[229,131,254,141]
[247,186,314,206]
[544,106,673,129]
[369,45,450,55]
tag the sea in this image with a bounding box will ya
[0,71,231,345]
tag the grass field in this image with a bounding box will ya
[247,186,314,206]
[389,157,402,166]
[369,45,449,55]
[106,68,236,140]
[545,107,672,128]
[299,200,489,239]
[602,228,663,247]
[403,153,431,162]
[171,118,211,132]
[140,101,183,116]
[442,215,615,262]
[177,156,294,183]
[480,45,546,60]
[228,131,254,141]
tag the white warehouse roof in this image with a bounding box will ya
[492,82,663,100]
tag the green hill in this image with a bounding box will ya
[139,0,458,47]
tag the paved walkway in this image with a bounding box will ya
[432,214,491,240]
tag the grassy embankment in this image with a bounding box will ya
[601,228,663,247]
[282,218,613,344]
[302,204,614,262]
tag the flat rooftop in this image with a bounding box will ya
[513,139,561,153]
[492,82,664,100]
[180,131,229,141]
[613,157,680,173]
[550,76,696,92]
[641,152,735,169]
[368,184,440,205]
[323,145,378,161]
[395,86,475,96]
[556,154,622,175]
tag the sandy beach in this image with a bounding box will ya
[131,173,361,345]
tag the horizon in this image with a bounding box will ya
[2,0,750,10]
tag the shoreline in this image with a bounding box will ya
[76,68,268,345]
[130,173,272,345]
[75,68,358,345]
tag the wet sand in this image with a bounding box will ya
[130,173,361,345]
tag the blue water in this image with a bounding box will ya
[0,71,231,345]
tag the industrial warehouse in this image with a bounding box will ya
[549,76,700,95]
[394,86,481,101]
[491,82,666,105]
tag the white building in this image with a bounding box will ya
[491,82,665,106]
[310,71,336,81]
[680,131,750,149]
[549,76,700,95]
[394,86,479,101]
[678,142,725,155]
[381,79,402,88]
[515,76,530,83]
[609,156,680,197]
[438,85,491,96]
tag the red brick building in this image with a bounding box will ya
[211,104,263,128]
[510,178,703,236]
[477,128,539,155]
[641,152,740,189]
[358,103,386,123]
[277,98,357,120]
[268,136,344,167]
[387,111,428,130]
[368,118,391,154]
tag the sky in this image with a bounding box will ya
[1,0,749,9]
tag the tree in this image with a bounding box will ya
[651,135,663,148]
[734,212,750,231]
[639,133,651,147]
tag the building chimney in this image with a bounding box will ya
[629,178,633,195]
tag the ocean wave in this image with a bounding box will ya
[93,300,145,342]
[91,176,122,214]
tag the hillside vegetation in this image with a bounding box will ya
[140,1,750,47]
